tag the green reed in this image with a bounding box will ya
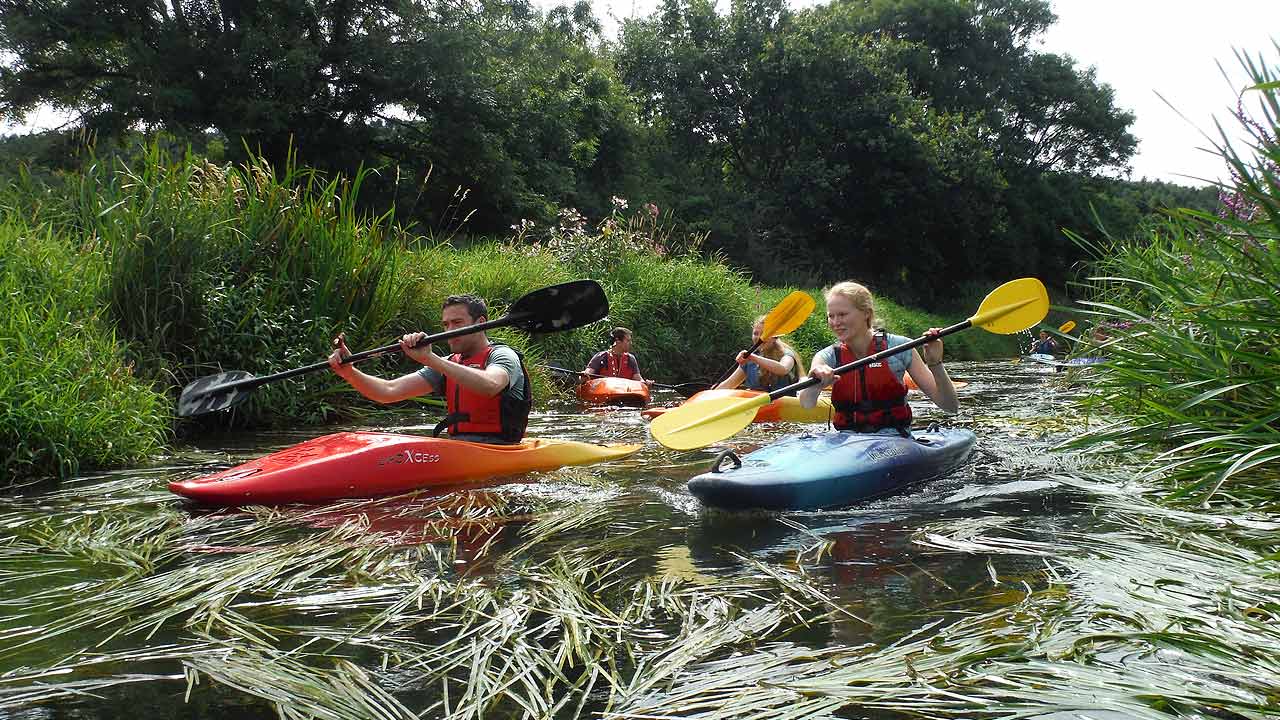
[0,218,166,480]
[1060,49,1280,505]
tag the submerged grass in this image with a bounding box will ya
[4,303,1278,719]
[6,460,1280,720]
[1061,48,1280,506]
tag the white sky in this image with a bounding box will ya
[1037,1,1280,187]
[6,1,1277,188]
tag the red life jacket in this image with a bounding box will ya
[830,332,913,433]
[598,351,636,379]
[439,343,532,443]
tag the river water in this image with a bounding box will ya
[2,359,1277,718]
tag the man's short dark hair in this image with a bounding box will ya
[443,294,487,321]
[610,326,632,342]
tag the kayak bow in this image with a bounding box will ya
[576,377,651,406]
[171,431,642,506]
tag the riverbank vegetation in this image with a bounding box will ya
[1063,49,1280,506]
[0,146,1012,480]
[0,216,166,479]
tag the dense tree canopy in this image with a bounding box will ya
[615,0,1008,292]
[0,0,1174,305]
[0,0,637,227]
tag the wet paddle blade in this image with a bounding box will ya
[508,279,608,333]
[649,394,770,450]
[178,371,255,417]
[760,290,816,337]
[1058,320,1077,333]
[967,278,1049,334]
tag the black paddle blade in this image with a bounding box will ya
[508,279,608,333]
[178,371,255,417]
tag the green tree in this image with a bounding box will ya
[0,0,640,231]
[834,0,1136,175]
[616,0,1006,300]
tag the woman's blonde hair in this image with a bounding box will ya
[825,281,875,330]
[751,314,806,383]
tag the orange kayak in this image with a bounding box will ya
[576,377,651,406]
[169,431,642,506]
[641,389,833,424]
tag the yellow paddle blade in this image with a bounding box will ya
[1058,320,1077,333]
[760,290,816,338]
[968,278,1049,334]
[649,393,771,450]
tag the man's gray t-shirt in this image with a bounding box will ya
[813,333,914,377]
[416,344,526,400]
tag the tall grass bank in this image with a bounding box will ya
[0,218,166,479]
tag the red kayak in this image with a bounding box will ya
[576,377,651,406]
[170,431,641,506]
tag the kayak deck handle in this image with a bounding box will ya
[710,449,742,473]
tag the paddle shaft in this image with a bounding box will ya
[205,311,532,396]
[713,339,764,386]
[766,318,969,402]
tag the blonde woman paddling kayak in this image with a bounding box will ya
[799,281,958,434]
[713,314,807,396]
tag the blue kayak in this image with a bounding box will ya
[687,428,976,511]
[1026,353,1106,368]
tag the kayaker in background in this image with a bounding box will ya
[327,294,532,444]
[1029,330,1059,355]
[713,315,806,395]
[581,327,651,385]
[799,281,958,435]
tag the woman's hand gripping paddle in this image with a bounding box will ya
[178,279,609,417]
[712,290,816,387]
[651,278,1049,450]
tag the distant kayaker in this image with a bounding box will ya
[327,294,532,444]
[799,281,958,434]
[713,315,806,395]
[581,327,651,385]
[1029,330,1059,355]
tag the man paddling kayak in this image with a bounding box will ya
[1028,329,1059,355]
[799,281,958,434]
[580,327,652,386]
[328,294,532,444]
